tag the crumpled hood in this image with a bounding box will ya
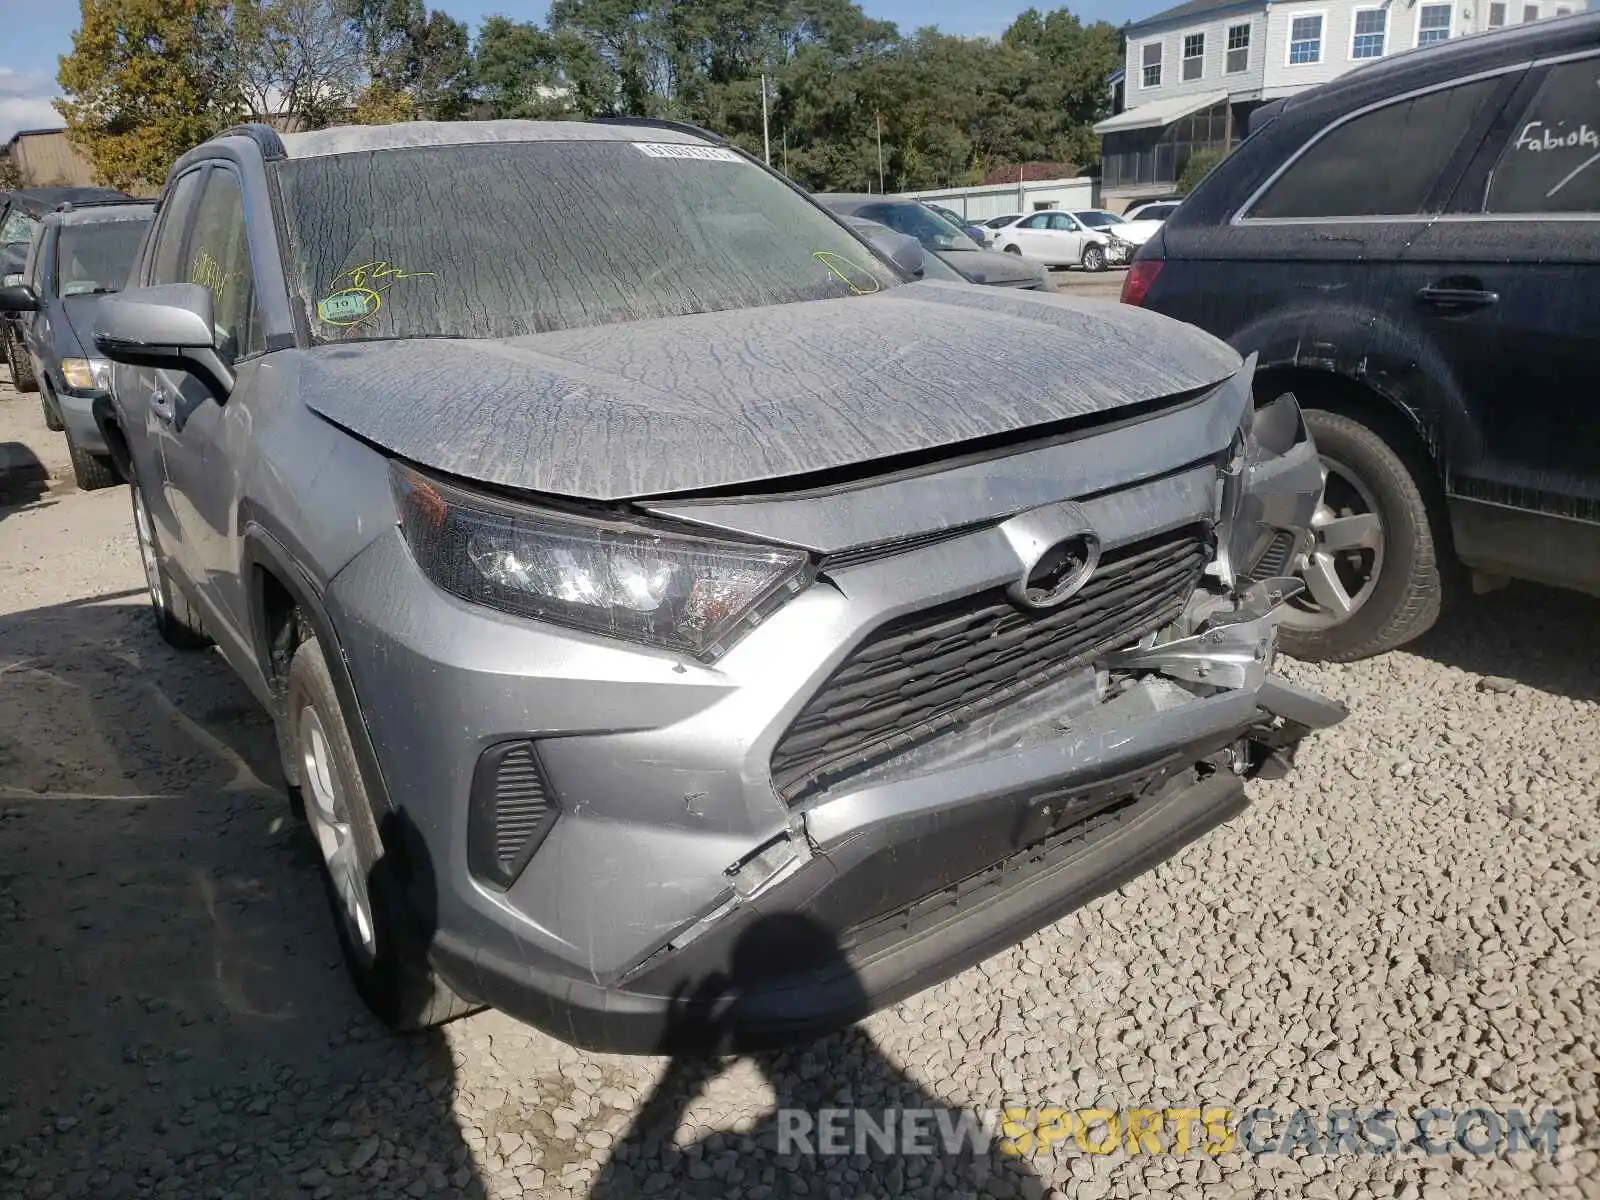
[298,280,1240,502]
[933,247,1046,287]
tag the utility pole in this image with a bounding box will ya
[761,74,771,166]
[876,111,885,193]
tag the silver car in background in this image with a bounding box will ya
[92,119,1341,1052]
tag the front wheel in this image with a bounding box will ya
[1082,244,1106,272]
[285,634,477,1030]
[1279,408,1443,662]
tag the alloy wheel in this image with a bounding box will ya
[1283,457,1386,630]
[1084,246,1105,271]
[299,705,377,962]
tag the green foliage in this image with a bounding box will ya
[55,0,247,189]
[1177,146,1227,195]
[0,155,23,190]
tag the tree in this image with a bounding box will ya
[476,16,576,118]
[342,0,473,119]
[1177,147,1226,194]
[237,0,364,129]
[55,0,247,189]
[0,155,22,190]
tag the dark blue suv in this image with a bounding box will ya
[1124,14,1600,661]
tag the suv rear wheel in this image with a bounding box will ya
[1280,408,1443,661]
[130,480,211,649]
[67,433,119,491]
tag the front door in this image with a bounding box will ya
[156,164,267,656]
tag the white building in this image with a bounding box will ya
[1095,0,1589,207]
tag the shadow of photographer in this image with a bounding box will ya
[588,913,1048,1200]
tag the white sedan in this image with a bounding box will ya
[992,209,1162,272]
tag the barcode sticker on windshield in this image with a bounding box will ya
[632,142,744,163]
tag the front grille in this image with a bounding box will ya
[770,525,1210,803]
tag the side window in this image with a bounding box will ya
[149,170,206,286]
[186,169,263,358]
[1021,213,1052,229]
[1484,58,1600,215]
[1248,77,1501,219]
[25,229,48,292]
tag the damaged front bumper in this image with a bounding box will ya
[328,355,1341,1053]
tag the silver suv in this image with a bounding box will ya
[92,119,1342,1051]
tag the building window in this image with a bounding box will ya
[1183,33,1205,80]
[1288,13,1324,64]
[1489,3,1507,25]
[1417,3,1453,44]
[1226,23,1251,72]
[1522,4,1539,19]
[1142,41,1163,87]
[1555,6,1571,13]
[1352,8,1388,57]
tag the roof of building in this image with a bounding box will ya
[1125,0,1261,34]
[1093,89,1231,134]
[3,126,69,152]
[275,119,714,160]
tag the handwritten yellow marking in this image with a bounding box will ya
[318,260,437,331]
[191,248,240,303]
[331,261,436,290]
[812,251,881,296]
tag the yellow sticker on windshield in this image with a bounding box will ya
[813,251,880,296]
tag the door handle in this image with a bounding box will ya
[1415,284,1499,311]
[149,388,174,423]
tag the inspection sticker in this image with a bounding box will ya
[632,142,744,163]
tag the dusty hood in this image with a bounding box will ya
[297,280,1240,502]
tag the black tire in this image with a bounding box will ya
[67,432,119,491]
[1082,244,1106,272]
[6,328,37,392]
[1002,243,1022,254]
[40,388,63,432]
[1280,408,1443,662]
[284,634,478,1031]
[129,480,211,650]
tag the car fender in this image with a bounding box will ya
[1226,299,1477,471]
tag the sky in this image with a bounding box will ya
[0,0,1168,142]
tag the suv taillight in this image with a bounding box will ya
[1121,259,1163,306]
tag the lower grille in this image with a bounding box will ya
[1246,529,1296,582]
[469,742,558,887]
[770,525,1210,803]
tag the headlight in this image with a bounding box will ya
[61,358,113,392]
[393,466,814,659]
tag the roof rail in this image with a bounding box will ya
[53,197,157,213]
[591,117,728,146]
[217,122,288,160]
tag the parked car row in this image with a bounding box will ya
[46,116,1337,1051]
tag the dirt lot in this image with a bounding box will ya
[1,374,1596,1200]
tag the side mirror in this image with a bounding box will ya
[94,283,234,401]
[0,283,38,313]
[862,227,927,279]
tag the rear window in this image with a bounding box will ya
[1248,78,1500,219]
[275,140,902,343]
[1483,58,1600,214]
[55,217,150,296]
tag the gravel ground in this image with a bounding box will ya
[1,378,1596,1200]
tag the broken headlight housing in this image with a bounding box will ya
[393,466,813,660]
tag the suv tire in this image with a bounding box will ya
[1082,244,1106,272]
[68,433,119,491]
[5,329,37,393]
[40,387,64,431]
[1281,408,1443,662]
[130,480,211,649]
[285,634,478,1030]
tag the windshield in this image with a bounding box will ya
[853,202,982,252]
[55,218,149,296]
[275,140,903,343]
[1075,211,1125,229]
